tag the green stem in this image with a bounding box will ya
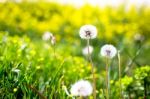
[105,58,109,99]
[87,39,96,99]
[80,96,83,99]
[26,84,46,99]
[118,51,123,99]
[53,44,56,59]
[144,78,147,99]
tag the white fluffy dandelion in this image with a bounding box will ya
[79,25,97,39]
[42,31,56,45]
[42,31,53,41]
[82,45,93,56]
[100,44,117,59]
[70,80,93,97]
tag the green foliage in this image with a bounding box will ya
[0,33,91,98]
[135,65,150,81]
[111,66,150,98]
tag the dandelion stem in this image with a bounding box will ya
[80,96,83,99]
[53,44,56,59]
[26,84,46,99]
[87,39,96,99]
[144,78,147,99]
[105,57,109,99]
[118,51,123,99]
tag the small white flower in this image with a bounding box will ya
[82,45,93,56]
[42,31,53,41]
[79,25,97,39]
[12,68,20,73]
[100,44,117,59]
[20,43,27,50]
[70,80,93,97]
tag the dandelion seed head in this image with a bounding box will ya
[42,31,56,45]
[82,45,93,56]
[79,25,97,39]
[42,31,53,41]
[70,80,93,97]
[100,44,117,59]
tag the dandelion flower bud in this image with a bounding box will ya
[100,44,117,59]
[42,31,53,41]
[51,36,56,45]
[82,45,93,56]
[42,31,56,45]
[79,25,97,39]
[134,33,144,42]
[70,80,93,97]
